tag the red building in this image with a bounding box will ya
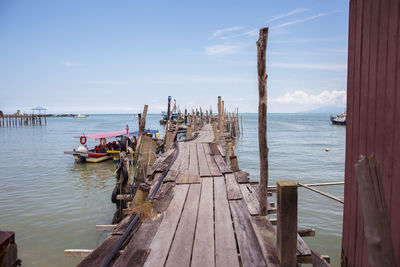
[342,0,400,265]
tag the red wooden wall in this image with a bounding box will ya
[342,0,400,266]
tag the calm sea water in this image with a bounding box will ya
[0,113,345,266]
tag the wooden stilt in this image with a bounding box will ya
[257,27,269,216]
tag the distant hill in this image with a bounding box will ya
[299,106,346,114]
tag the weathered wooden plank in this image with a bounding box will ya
[217,144,226,157]
[113,214,163,267]
[203,143,222,176]
[96,225,116,232]
[188,142,199,175]
[196,143,211,177]
[148,173,163,198]
[249,216,279,267]
[144,184,189,267]
[311,249,331,266]
[297,234,311,256]
[164,142,183,182]
[229,199,266,266]
[154,182,174,199]
[235,170,249,183]
[77,215,138,267]
[187,142,201,183]
[225,173,242,200]
[152,184,175,213]
[214,176,240,267]
[214,154,232,173]
[175,143,190,183]
[148,148,176,176]
[239,183,259,215]
[165,184,201,267]
[192,178,214,267]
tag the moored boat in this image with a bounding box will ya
[64,129,160,163]
[330,112,346,125]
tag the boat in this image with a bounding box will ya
[64,129,160,163]
[330,112,346,125]
[74,114,88,118]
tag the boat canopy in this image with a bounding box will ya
[80,129,159,140]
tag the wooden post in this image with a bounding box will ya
[218,96,222,135]
[139,105,148,136]
[221,101,225,137]
[355,155,396,267]
[212,119,219,142]
[277,180,297,267]
[257,27,269,216]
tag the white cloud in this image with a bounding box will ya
[266,8,308,23]
[204,44,242,55]
[61,61,81,67]
[271,90,346,105]
[210,26,244,39]
[272,13,329,29]
[270,63,347,71]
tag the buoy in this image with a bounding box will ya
[325,148,330,152]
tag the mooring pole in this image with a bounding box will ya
[167,95,171,120]
[257,27,269,216]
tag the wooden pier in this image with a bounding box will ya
[66,97,330,267]
[0,114,46,127]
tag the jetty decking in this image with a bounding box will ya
[71,115,325,267]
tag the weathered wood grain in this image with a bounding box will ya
[225,173,242,200]
[175,143,190,183]
[235,170,249,183]
[196,143,211,177]
[152,184,175,213]
[214,154,232,173]
[277,181,297,267]
[249,216,279,267]
[239,183,259,215]
[203,143,222,176]
[214,176,240,267]
[165,184,201,267]
[192,178,214,267]
[229,199,266,267]
[144,184,189,267]
[113,214,163,267]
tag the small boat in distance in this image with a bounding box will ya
[330,112,346,125]
[64,129,160,163]
[74,114,88,118]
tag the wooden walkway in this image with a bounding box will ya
[111,124,279,267]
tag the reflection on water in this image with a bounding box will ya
[69,161,117,191]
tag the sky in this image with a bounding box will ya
[0,0,349,114]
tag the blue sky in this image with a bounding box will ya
[0,0,349,113]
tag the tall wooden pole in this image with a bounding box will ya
[257,27,269,216]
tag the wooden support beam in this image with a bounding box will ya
[64,249,124,258]
[96,225,117,231]
[298,228,315,237]
[277,180,297,267]
[116,194,133,200]
[257,27,269,216]
[310,249,331,266]
[64,249,93,258]
[297,254,330,264]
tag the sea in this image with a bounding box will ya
[0,113,345,266]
